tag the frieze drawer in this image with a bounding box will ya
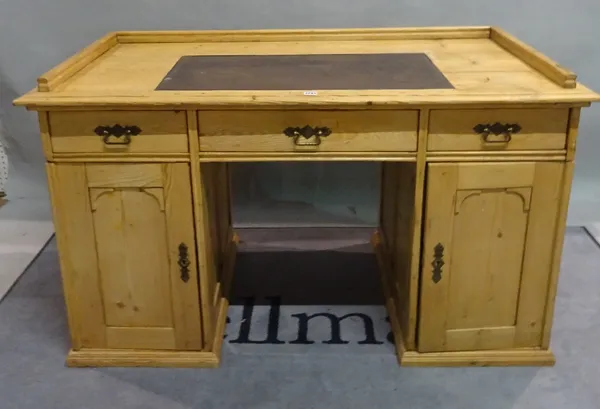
[48,111,189,154]
[198,110,419,152]
[428,109,569,151]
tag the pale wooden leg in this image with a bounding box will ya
[187,110,216,348]
[377,161,419,362]
[392,163,417,351]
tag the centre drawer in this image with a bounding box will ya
[48,111,189,154]
[428,109,569,151]
[197,110,418,152]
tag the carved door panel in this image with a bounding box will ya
[418,162,564,352]
[48,163,202,350]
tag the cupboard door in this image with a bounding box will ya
[48,163,202,350]
[419,162,564,352]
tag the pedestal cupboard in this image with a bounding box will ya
[15,27,599,367]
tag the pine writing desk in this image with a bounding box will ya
[15,27,600,367]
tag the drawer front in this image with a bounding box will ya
[428,109,569,151]
[49,111,188,154]
[198,111,418,152]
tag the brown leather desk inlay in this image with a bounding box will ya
[156,53,454,91]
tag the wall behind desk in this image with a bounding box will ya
[1,0,599,226]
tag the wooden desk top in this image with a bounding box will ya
[14,26,600,109]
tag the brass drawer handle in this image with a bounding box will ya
[94,124,142,145]
[283,125,332,147]
[432,243,444,284]
[473,123,521,143]
[178,243,190,283]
